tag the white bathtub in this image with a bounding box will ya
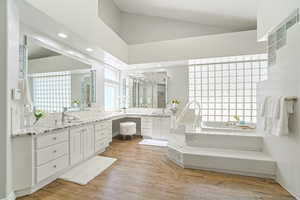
[201,121,256,133]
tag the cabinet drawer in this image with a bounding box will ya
[142,122,152,127]
[141,124,152,130]
[36,155,68,183]
[95,129,107,141]
[142,120,152,125]
[103,120,112,127]
[142,117,152,122]
[95,127,105,133]
[95,123,111,131]
[95,138,107,152]
[95,123,105,130]
[142,129,152,136]
[142,121,152,125]
[36,142,68,166]
[36,130,69,149]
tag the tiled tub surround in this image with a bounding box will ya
[167,125,276,179]
[168,131,276,179]
[12,110,170,197]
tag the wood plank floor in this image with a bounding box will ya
[19,138,295,200]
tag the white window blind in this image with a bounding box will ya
[189,54,268,123]
[31,71,71,113]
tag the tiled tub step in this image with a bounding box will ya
[167,143,276,179]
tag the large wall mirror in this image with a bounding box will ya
[24,37,96,113]
[123,72,168,108]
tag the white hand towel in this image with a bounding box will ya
[263,97,274,133]
[286,100,295,114]
[260,96,271,131]
[272,96,281,119]
[260,96,270,117]
[273,97,290,136]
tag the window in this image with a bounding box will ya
[105,83,119,111]
[189,54,268,123]
[105,67,119,82]
[104,66,120,111]
[31,71,71,113]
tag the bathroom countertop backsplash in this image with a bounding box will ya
[13,110,170,137]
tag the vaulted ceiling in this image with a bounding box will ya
[113,0,258,31]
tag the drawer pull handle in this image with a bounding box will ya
[53,150,57,153]
[53,165,57,168]
[53,137,57,140]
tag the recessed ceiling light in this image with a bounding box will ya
[68,51,74,55]
[57,33,68,38]
[86,48,94,52]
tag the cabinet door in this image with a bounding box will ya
[95,122,106,141]
[83,125,95,159]
[105,120,113,143]
[152,118,161,139]
[141,117,153,138]
[70,129,83,165]
[160,118,171,140]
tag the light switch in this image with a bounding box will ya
[11,88,22,100]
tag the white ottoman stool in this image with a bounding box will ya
[120,122,136,140]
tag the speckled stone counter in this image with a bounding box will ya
[12,112,170,137]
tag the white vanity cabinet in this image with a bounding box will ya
[141,117,153,138]
[94,120,112,152]
[13,120,113,197]
[152,117,170,140]
[83,125,95,158]
[13,129,70,195]
[141,116,170,140]
[35,129,69,183]
[69,127,84,165]
[70,124,96,165]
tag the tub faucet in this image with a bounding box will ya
[61,107,68,124]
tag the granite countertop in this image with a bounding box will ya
[13,112,170,138]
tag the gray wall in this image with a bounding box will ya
[257,1,300,198]
[120,12,232,45]
[98,0,121,36]
[166,66,189,111]
[0,0,19,198]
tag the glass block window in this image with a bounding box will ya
[31,71,71,113]
[189,54,268,123]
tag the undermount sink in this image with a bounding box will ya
[64,119,84,124]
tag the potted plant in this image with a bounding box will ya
[72,99,80,108]
[169,99,180,115]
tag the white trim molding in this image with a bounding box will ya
[0,192,15,200]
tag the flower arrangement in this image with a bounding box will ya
[72,99,81,107]
[34,110,44,124]
[171,99,180,105]
[169,99,180,115]
[233,115,240,122]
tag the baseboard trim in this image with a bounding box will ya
[184,164,275,179]
[0,192,15,200]
[276,178,299,200]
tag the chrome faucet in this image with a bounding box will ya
[61,107,68,124]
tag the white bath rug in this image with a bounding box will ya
[60,156,117,185]
[139,139,168,147]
